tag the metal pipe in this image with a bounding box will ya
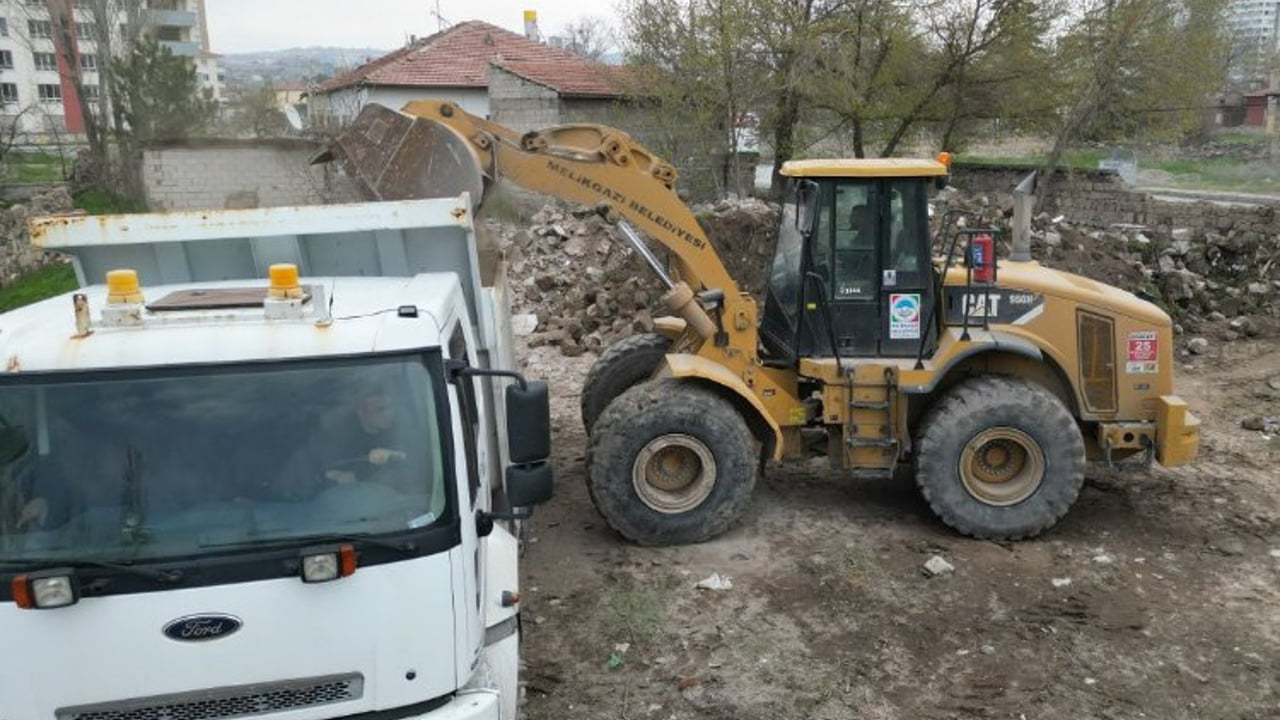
[616,219,675,290]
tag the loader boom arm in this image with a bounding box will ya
[326,101,752,345]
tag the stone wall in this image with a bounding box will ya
[142,139,360,212]
[951,162,1280,236]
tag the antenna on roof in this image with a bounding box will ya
[431,0,450,31]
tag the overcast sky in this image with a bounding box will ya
[205,0,616,54]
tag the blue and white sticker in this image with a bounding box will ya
[889,293,922,340]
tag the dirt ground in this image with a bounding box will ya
[514,337,1280,720]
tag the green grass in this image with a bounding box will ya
[1212,131,1270,146]
[957,146,1280,195]
[74,189,144,215]
[3,151,67,183]
[954,150,1108,171]
[0,264,77,313]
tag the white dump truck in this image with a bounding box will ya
[0,195,552,720]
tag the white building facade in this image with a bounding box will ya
[1229,0,1280,80]
[0,0,222,140]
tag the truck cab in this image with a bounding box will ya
[0,197,549,720]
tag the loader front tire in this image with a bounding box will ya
[580,333,671,433]
[915,376,1085,540]
[588,381,757,545]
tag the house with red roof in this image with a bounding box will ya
[310,21,627,132]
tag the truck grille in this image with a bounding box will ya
[56,673,363,720]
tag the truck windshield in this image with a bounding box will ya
[0,353,449,563]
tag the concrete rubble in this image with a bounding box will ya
[485,199,777,356]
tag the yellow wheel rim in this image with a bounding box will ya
[959,427,1045,506]
[632,434,716,514]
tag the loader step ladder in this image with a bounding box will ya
[846,364,901,479]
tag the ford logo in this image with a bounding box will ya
[162,614,243,642]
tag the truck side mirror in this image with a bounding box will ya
[506,381,550,464]
[505,461,553,507]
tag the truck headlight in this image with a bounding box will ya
[300,544,357,583]
[11,570,79,610]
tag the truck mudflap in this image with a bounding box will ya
[1155,395,1200,467]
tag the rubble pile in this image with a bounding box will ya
[491,199,780,356]
[497,186,1277,357]
[0,187,74,285]
[934,189,1280,345]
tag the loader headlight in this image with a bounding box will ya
[300,544,357,583]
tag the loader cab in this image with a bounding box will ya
[760,159,949,365]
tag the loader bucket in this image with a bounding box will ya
[316,103,486,203]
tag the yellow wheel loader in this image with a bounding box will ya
[324,101,1200,546]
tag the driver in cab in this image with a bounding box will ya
[276,381,412,500]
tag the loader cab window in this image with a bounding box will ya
[831,183,876,299]
[762,175,937,362]
[760,188,807,364]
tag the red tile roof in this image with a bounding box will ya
[316,21,620,98]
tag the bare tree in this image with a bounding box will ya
[556,16,614,62]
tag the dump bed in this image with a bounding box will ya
[28,194,513,371]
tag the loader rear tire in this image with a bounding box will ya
[915,376,1084,540]
[580,333,671,433]
[588,380,757,545]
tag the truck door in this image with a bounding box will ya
[448,323,486,665]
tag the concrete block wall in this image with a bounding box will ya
[952,163,1280,237]
[489,67,560,132]
[142,139,361,212]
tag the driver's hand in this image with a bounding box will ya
[325,470,357,485]
[368,448,406,465]
[17,497,48,530]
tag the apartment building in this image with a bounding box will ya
[0,0,223,139]
[1229,0,1280,80]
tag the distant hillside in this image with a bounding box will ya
[219,47,390,88]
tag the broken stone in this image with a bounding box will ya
[1247,282,1271,296]
[511,314,539,337]
[922,555,955,577]
[695,573,733,591]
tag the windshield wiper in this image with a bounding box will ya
[201,532,417,553]
[0,559,183,584]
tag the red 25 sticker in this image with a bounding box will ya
[1126,331,1159,374]
[1128,331,1158,361]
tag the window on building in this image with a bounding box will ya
[75,23,95,41]
[79,53,96,70]
[0,51,11,70]
[33,52,58,72]
[0,84,17,105]
[0,18,8,37]
[28,20,52,39]
[155,26,183,41]
[37,83,61,102]
[82,84,98,101]
[25,0,44,6]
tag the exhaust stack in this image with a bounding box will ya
[1011,170,1036,263]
